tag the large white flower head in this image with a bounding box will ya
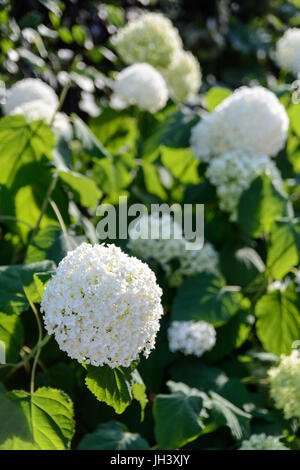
[190,86,289,161]
[239,434,288,450]
[276,28,300,75]
[3,78,58,115]
[168,320,216,357]
[161,50,202,102]
[114,12,182,68]
[127,213,219,285]
[41,242,163,368]
[206,149,282,220]
[113,63,168,113]
[190,112,226,162]
[268,350,300,419]
[10,100,72,139]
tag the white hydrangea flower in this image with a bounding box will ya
[41,242,163,368]
[168,320,216,357]
[113,63,168,113]
[276,28,300,75]
[3,78,58,115]
[10,99,72,139]
[169,242,219,287]
[114,12,182,68]
[190,86,289,161]
[128,213,219,286]
[161,50,202,102]
[206,149,282,220]
[11,100,72,140]
[268,350,300,419]
[190,112,226,162]
[240,434,288,450]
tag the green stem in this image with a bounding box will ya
[49,199,73,250]
[2,335,51,376]
[29,301,43,394]
[28,172,58,245]
[49,78,72,126]
[30,348,42,394]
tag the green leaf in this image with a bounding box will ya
[93,156,132,195]
[58,26,73,44]
[207,391,251,440]
[72,114,110,159]
[238,175,288,237]
[85,363,146,415]
[160,146,200,184]
[168,359,252,410]
[58,170,102,209]
[205,87,232,112]
[0,116,55,189]
[142,111,197,161]
[171,274,242,327]
[131,369,148,421]
[255,285,300,355]
[288,103,300,138]
[78,421,150,450]
[36,363,80,401]
[72,25,86,45]
[220,246,265,287]
[153,381,205,449]
[0,261,56,314]
[26,224,82,265]
[142,162,168,200]
[89,108,138,156]
[0,387,75,450]
[204,302,253,363]
[267,219,300,280]
[0,313,24,363]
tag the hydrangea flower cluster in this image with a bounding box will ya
[276,28,300,75]
[206,150,282,220]
[3,78,71,138]
[114,12,182,68]
[190,86,289,161]
[268,350,300,419]
[41,243,163,369]
[127,214,219,286]
[114,12,201,103]
[161,50,202,103]
[169,242,219,287]
[10,100,71,139]
[3,78,58,114]
[168,320,216,357]
[239,434,288,450]
[113,63,168,113]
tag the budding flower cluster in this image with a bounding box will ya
[114,12,182,69]
[276,28,300,75]
[41,243,164,368]
[206,149,282,220]
[114,12,201,103]
[127,214,219,286]
[161,50,202,103]
[168,320,216,357]
[239,434,288,450]
[268,351,300,419]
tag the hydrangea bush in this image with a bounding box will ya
[0,2,300,452]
